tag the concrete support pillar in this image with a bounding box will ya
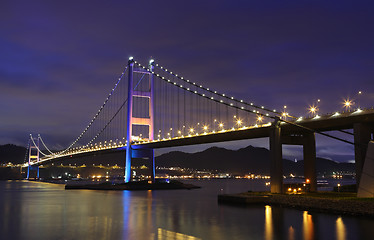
[125,58,134,183]
[150,149,155,183]
[270,121,283,193]
[303,132,317,192]
[26,166,30,180]
[358,141,374,197]
[354,123,373,185]
[125,147,132,182]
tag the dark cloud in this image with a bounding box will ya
[1,0,373,162]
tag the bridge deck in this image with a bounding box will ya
[32,109,374,165]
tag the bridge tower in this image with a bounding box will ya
[27,135,40,180]
[125,58,155,183]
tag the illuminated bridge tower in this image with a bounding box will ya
[125,58,155,183]
[27,135,40,180]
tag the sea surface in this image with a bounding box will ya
[0,179,373,240]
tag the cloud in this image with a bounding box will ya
[1,0,373,162]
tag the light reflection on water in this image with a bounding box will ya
[0,180,373,240]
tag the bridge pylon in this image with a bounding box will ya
[27,135,40,180]
[125,58,155,183]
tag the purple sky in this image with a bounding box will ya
[1,0,373,162]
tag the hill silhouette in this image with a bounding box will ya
[156,145,355,176]
[0,144,27,164]
[0,144,354,176]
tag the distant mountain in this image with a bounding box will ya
[0,144,355,176]
[156,145,355,176]
[0,144,27,164]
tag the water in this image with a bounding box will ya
[0,179,373,240]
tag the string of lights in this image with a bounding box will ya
[56,66,128,155]
[86,98,128,147]
[38,134,55,155]
[134,60,275,120]
[23,138,30,164]
[153,62,282,116]
[29,134,50,157]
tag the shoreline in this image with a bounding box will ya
[65,180,201,190]
[218,192,374,218]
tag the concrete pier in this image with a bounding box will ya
[354,123,373,185]
[270,121,283,193]
[270,121,317,193]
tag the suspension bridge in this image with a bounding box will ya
[25,58,374,193]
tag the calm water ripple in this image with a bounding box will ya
[0,180,373,240]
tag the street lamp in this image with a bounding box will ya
[308,105,318,117]
[343,99,354,111]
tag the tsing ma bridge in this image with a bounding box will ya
[25,58,374,193]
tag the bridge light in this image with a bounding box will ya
[203,125,208,131]
[189,128,194,133]
[343,99,353,110]
[129,56,134,61]
[236,119,242,126]
[309,105,318,117]
[257,116,263,122]
[219,123,224,128]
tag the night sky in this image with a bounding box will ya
[1,1,373,162]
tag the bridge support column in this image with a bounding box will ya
[125,145,132,183]
[150,149,155,183]
[303,132,317,192]
[354,123,373,185]
[26,166,30,180]
[27,166,39,180]
[270,120,283,193]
